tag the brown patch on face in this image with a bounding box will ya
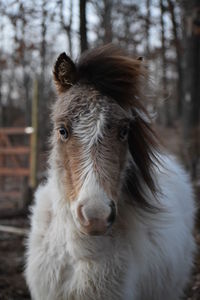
[64,138,83,202]
[55,132,84,202]
[50,86,106,203]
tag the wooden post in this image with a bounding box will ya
[30,78,38,189]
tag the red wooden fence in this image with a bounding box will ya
[0,127,33,199]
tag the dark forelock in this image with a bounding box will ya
[75,44,145,110]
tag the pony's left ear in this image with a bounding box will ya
[53,52,77,94]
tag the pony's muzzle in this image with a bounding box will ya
[77,201,116,236]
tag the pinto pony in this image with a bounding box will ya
[25,45,196,300]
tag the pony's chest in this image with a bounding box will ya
[36,224,130,300]
[32,222,73,296]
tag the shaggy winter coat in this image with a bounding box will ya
[25,45,196,300]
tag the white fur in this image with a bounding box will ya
[25,154,196,300]
[70,110,112,230]
[75,109,105,146]
[71,172,111,232]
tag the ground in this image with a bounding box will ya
[0,217,30,300]
[0,125,200,299]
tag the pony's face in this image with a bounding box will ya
[52,45,158,236]
[53,87,131,236]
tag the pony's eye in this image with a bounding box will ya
[119,126,129,141]
[59,127,69,140]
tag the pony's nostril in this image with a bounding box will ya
[77,201,116,234]
[107,201,116,225]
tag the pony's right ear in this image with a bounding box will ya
[53,52,77,93]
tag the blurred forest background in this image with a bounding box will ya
[0,0,200,179]
[0,0,200,180]
[0,0,200,299]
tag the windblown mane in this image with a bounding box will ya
[54,44,160,209]
[76,45,143,109]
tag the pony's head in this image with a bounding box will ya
[52,45,158,236]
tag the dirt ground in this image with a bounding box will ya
[0,125,200,299]
[0,217,30,300]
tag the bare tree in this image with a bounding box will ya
[0,68,2,127]
[80,0,88,53]
[59,0,73,56]
[41,0,47,76]
[167,0,183,117]
[160,0,171,126]
[0,0,3,127]
[112,1,145,55]
[19,2,31,125]
[145,0,151,57]
[103,0,113,43]
[182,0,200,178]
[92,0,113,45]
[38,0,52,152]
[0,16,3,127]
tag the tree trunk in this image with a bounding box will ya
[59,0,73,56]
[39,0,48,151]
[41,0,47,77]
[103,0,112,43]
[20,3,31,126]
[167,0,183,117]
[67,0,73,56]
[160,0,171,126]
[0,71,2,127]
[182,0,200,178]
[80,0,88,53]
[145,0,151,57]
